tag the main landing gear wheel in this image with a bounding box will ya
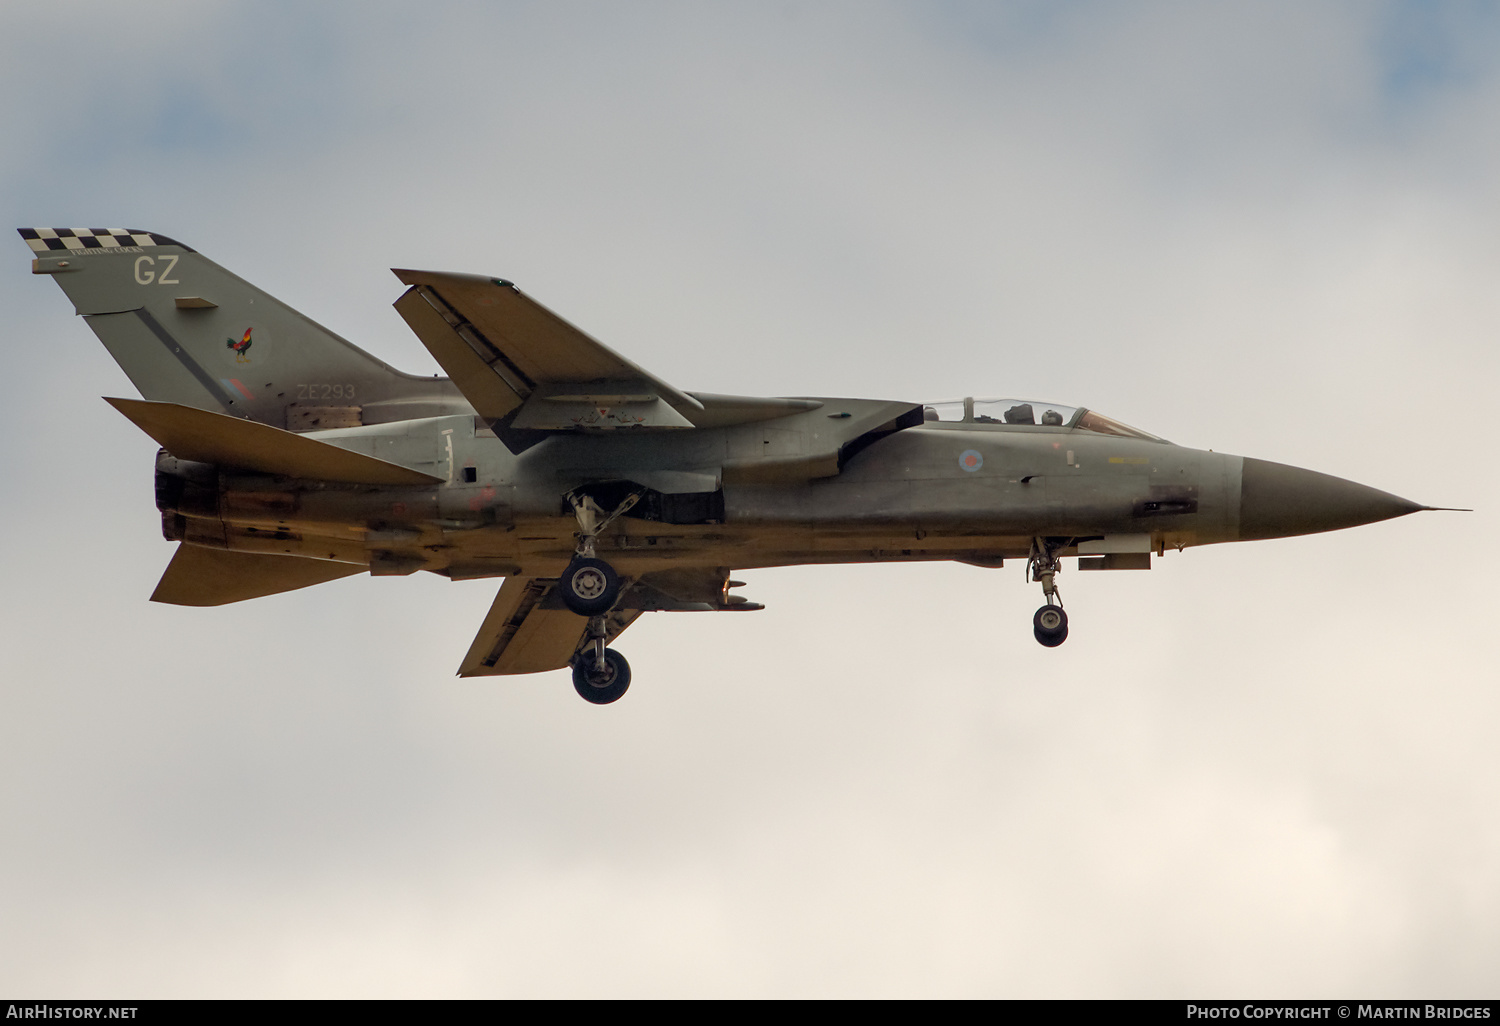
[1033,605,1069,647]
[559,556,620,616]
[572,648,631,705]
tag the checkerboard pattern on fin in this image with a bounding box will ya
[17,228,192,252]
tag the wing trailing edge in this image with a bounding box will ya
[459,576,652,677]
[459,577,592,676]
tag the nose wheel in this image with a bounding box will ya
[1028,537,1070,648]
[1033,604,1069,647]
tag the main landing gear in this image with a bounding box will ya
[563,490,639,703]
[559,557,619,617]
[1029,538,1069,648]
[558,490,638,616]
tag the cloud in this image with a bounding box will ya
[1,0,1495,996]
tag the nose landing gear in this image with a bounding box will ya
[1029,538,1070,648]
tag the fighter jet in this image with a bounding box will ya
[20,228,1447,704]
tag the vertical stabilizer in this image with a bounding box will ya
[21,228,465,429]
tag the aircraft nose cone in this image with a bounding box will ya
[1238,457,1425,541]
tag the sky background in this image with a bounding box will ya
[1,0,1496,998]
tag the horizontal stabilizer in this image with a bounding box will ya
[152,544,364,606]
[106,397,443,485]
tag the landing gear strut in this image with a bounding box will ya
[558,490,639,617]
[1028,538,1070,648]
[561,492,638,703]
[571,616,631,704]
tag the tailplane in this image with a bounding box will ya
[152,544,363,606]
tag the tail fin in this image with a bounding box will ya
[22,228,463,429]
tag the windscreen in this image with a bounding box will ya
[920,397,1167,441]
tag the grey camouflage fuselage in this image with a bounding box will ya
[21,228,1435,696]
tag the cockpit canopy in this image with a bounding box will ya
[921,397,1166,442]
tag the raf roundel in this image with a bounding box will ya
[959,449,983,472]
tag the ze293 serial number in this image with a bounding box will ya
[296,383,356,401]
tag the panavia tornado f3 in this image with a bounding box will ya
[21,228,1451,704]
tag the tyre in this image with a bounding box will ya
[572,648,631,704]
[1034,624,1069,647]
[559,557,620,616]
[1033,605,1069,647]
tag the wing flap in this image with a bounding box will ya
[458,577,585,676]
[106,397,444,485]
[152,544,363,606]
[459,577,644,677]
